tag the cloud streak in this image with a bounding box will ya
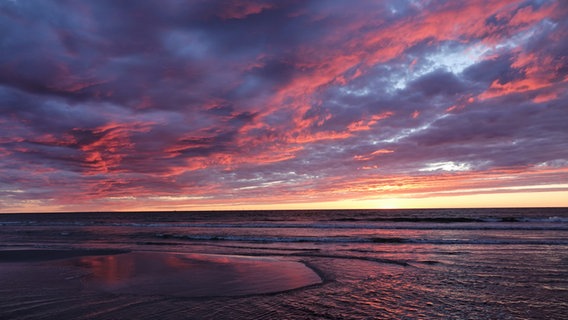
[1,0,567,211]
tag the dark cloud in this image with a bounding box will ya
[462,55,521,85]
[408,70,466,97]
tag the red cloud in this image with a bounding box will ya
[77,122,153,175]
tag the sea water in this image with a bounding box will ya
[1,208,567,319]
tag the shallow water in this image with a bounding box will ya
[1,208,567,319]
[0,251,321,299]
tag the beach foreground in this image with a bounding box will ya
[1,209,567,319]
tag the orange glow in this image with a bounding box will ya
[347,112,394,132]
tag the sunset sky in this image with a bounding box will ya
[1,0,567,212]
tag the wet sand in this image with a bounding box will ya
[0,249,322,298]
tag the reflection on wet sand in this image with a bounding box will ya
[72,252,322,297]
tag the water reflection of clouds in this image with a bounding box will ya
[72,252,321,297]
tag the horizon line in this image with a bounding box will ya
[2,206,567,215]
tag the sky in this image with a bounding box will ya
[1,0,567,213]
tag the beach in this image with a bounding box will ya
[1,208,567,319]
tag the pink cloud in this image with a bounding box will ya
[77,122,154,175]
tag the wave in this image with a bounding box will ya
[2,220,568,231]
[156,234,363,243]
[333,216,568,223]
[155,233,568,246]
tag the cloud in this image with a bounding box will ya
[1,0,567,211]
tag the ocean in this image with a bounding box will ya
[1,208,567,319]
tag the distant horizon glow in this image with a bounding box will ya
[1,0,567,213]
